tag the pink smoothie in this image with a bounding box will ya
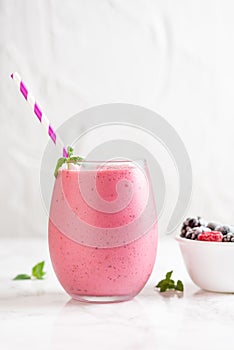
[49,162,157,301]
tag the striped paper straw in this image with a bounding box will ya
[11,72,68,158]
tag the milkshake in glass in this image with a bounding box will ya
[49,160,157,302]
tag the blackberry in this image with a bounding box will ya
[215,225,230,236]
[222,233,234,242]
[207,222,220,231]
[183,216,205,229]
[180,224,193,237]
[181,218,193,237]
[185,217,199,228]
[181,216,207,238]
[184,228,194,240]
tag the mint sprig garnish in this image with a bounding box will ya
[13,261,46,281]
[54,146,84,177]
[155,271,184,293]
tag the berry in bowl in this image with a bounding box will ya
[176,217,234,293]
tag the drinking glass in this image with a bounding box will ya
[48,159,157,303]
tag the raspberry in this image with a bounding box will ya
[198,231,223,242]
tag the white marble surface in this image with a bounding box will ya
[1,237,234,350]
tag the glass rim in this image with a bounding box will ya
[69,159,146,164]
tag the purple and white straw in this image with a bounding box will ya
[11,72,68,158]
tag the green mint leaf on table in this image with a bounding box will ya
[32,261,46,280]
[54,146,84,178]
[158,282,168,293]
[155,271,184,293]
[13,274,31,280]
[175,280,184,292]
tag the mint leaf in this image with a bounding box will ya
[54,146,84,177]
[54,157,66,177]
[156,280,165,288]
[175,280,184,292]
[13,274,31,280]
[32,261,46,280]
[68,156,84,163]
[159,284,168,292]
[167,280,175,289]
[166,271,173,280]
[155,271,184,293]
[67,146,74,157]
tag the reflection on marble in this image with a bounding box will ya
[0,238,234,350]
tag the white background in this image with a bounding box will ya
[0,0,234,238]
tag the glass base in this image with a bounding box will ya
[70,294,134,304]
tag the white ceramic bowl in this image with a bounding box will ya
[176,236,234,293]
